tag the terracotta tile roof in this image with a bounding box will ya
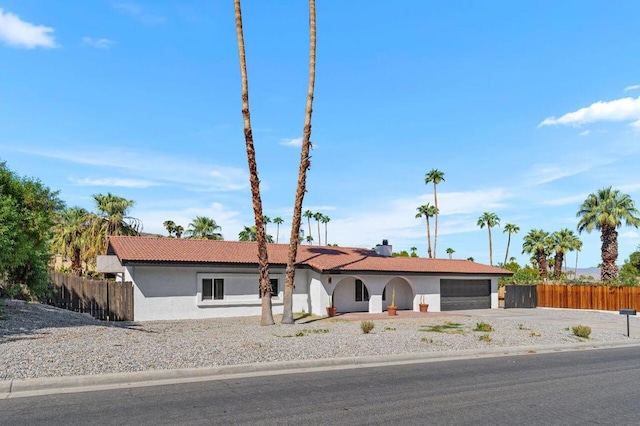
[107,236,512,276]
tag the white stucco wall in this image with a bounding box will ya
[125,263,502,320]
[126,265,309,321]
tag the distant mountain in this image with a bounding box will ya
[563,267,600,280]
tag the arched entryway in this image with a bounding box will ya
[333,276,370,313]
[383,277,413,310]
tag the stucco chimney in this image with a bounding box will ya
[375,240,393,257]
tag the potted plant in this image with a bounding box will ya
[387,287,398,316]
[326,295,337,317]
[419,295,429,312]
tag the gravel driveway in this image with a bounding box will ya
[1,299,638,381]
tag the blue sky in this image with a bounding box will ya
[2,1,640,268]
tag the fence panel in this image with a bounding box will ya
[48,271,133,321]
[537,284,640,311]
[504,285,537,308]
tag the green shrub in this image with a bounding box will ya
[474,321,494,332]
[479,334,492,342]
[572,325,591,338]
[360,320,375,334]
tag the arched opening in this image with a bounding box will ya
[333,276,370,313]
[383,277,413,310]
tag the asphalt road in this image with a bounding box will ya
[3,346,640,425]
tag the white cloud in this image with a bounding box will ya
[540,193,588,207]
[12,146,248,192]
[280,137,302,147]
[624,85,640,92]
[70,177,159,188]
[539,96,640,129]
[579,130,590,136]
[0,8,57,49]
[113,2,166,25]
[82,37,116,49]
[524,162,600,186]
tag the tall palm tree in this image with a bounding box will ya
[415,204,437,258]
[282,0,317,325]
[573,237,583,280]
[91,193,142,254]
[186,216,223,240]
[262,215,271,235]
[522,229,552,278]
[273,217,284,243]
[175,225,184,239]
[313,212,323,245]
[52,207,92,276]
[577,187,640,280]
[321,214,330,245]
[477,212,500,266]
[163,220,176,237]
[446,248,455,259]
[234,0,274,325]
[410,246,418,257]
[503,223,520,265]
[425,169,445,258]
[551,228,578,279]
[303,210,314,244]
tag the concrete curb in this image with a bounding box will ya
[3,339,639,399]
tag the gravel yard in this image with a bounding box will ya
[1,299,637,381]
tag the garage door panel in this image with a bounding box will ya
[440,279,491,311]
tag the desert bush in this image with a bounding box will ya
[474,321,494,332]
[572,325,592,338]
[360,320,375,334]
[478,334,492,342]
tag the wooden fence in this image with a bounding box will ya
[504,285,537,309]
[537,284,640,311]
[48,271,134,321]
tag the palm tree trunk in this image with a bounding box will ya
[538,251,548,279]
[488,224,493,266]
[503,233,511,266]
[433,184,438,258]
[71,247,82,276]
[324,223,328,245]
[317,220,321,246]
[575,250,579,280]
[282,0,316,325]
[234,0,273,326]
[601,227,619,280]
[553,252,563,279]
[276,224,280,244]
[426,217,433,258]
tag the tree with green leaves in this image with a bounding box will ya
[262,215,271,235]
[313,211,323,245]
[1,161,63,298]
[239,225,273,243]
[175,225,184,239]
[235,0,274,325]
[577,187,640,280]
[273,217,284,243]
[425,169,445,258]
[502,223,519,266]
[550,228,579,279]
[477,212,500,266]
[410,246,418,257]
[163,220,176,237]
[186,216,223,240]
[303,210,314,245]
[305,235,314,245]
[446,248,455,259]
[415,204,437,258]
[522,229,552,279]
[467,257,475,262]
[91,193,142,255]
[321,214,330,245]
[51,207,92,276]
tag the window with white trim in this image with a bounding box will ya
[201,277,224,301]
